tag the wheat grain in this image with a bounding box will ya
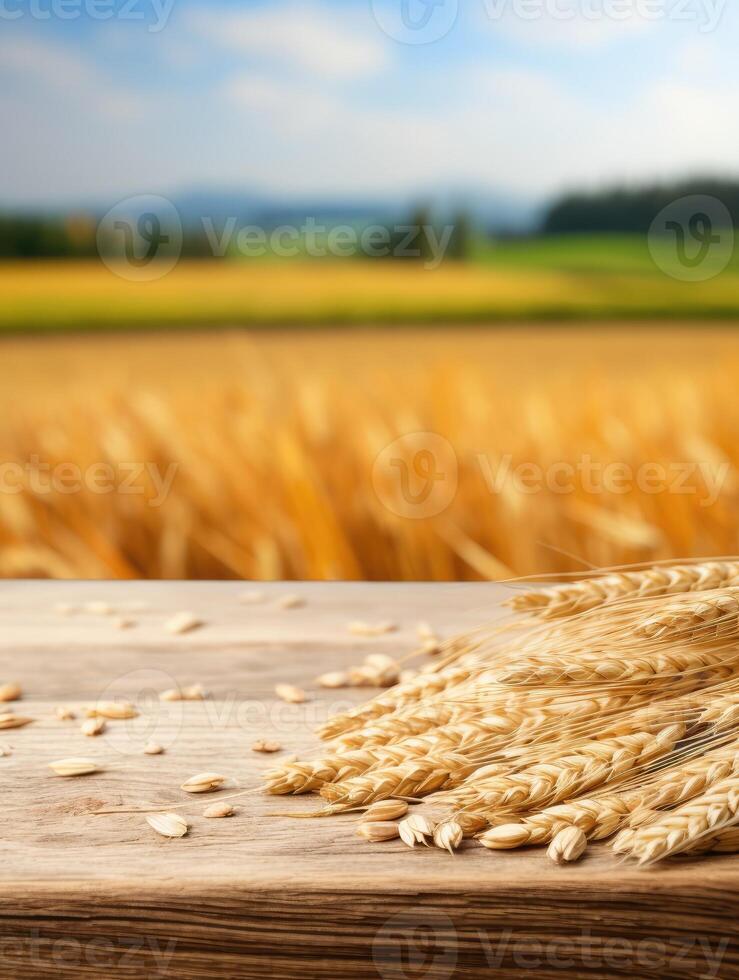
[204,802,235,818]
[0,683,21,702]
[86,601,114,615]
[362,800,409,821]
[348,621,397,636]
[252,739,282,754]
[56,706,76,720]
[80,717,106,737]
[547,827,588,864]
[180,773,226,794]
[89,701,138,720]
[317,671,349,689]
[0,713,33,730]
[275,684,308,704]
[113,617,135,630]
[357,822,400,842]
[48,758,99,777]
[146,813,189,838]
[239,591,265,604]
[433,820,464,853]
[399,814,436,848]
[165,611,203,635]
[277,594,304,610]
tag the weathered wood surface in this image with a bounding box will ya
[0,581,738,980]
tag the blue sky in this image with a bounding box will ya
[1,0,737,206]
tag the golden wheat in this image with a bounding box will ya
[5,328,739,583]
[508,562,739,619]
[623,776,739,863]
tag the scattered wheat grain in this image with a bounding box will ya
[204,802,235,818]
[49,758,99,777]
[165,611,204,635]
[252,739,282,754]
[275,684,308,704]
[146,813,188,838]
[0,713,33,730]
[180,772,226,793]
[81,717,106,737]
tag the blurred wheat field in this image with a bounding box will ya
[5,256,739,331]
[1,325,738,580]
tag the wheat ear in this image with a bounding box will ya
[637,591,739,640]
[495,648,737,687]
[622,776,739,863]
[507,561,739,619]
[316,664,474,740]
[479,793,632,850]
[325,724,684,813]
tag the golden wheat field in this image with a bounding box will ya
[1,324,738,580]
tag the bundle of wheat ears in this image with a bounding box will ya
[265,559,739,866]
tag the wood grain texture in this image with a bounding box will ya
[0,581,738,979]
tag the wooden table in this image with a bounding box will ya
[1,581,738,979]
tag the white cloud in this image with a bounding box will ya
[191,2,388,79]
[477,0,655,49]
[0,35,146,119]
[225,75,344,133]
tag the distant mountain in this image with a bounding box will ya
[171,186,540,234]
[0,185,541,235]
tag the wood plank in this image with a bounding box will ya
[0,581,738,979]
